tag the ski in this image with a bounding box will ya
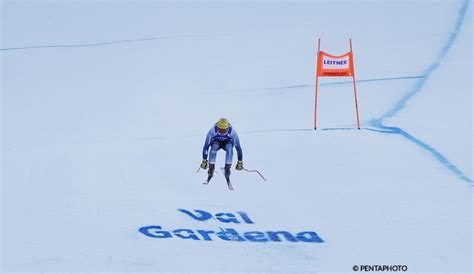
[220,167,234,190]
[204,174,213,185]
[226,177,234,190]
[203,170,217,185]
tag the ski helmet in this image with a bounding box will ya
[217,118,230,130]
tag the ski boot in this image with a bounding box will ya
[224,164,231,179]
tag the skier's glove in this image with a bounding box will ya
[235,160,244,171]
[200,159,208,169]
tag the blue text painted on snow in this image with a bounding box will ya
[138,209,324,243]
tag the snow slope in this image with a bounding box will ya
[1,0,472,273]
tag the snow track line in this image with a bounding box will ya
[371,0,470,123]
[320,76,426,87]
[369,0,472,184]
[263,76,426,90]
[242,128,313,134]
[206,75,425,95]
[365,127,473,184]
[0,33,229,51]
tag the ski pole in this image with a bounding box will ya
[244,168,267,181]
[196,166,202,173]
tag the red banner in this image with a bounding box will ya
[317,51,354,77]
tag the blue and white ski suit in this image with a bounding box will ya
[202,124,243,165]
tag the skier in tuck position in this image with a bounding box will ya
[200,118,244,185]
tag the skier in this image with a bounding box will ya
[200,118,244,184]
